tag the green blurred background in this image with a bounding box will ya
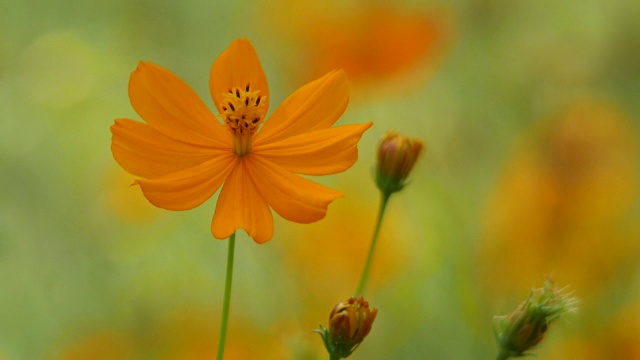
[2,0,639,359]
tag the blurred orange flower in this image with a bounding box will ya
[263,2,454,87]
[304,5,452,84]
[546,301,640,359]
[151,309,288,360]
[111,38,372,243]
[52,310,290,360]
[479,100,640,298]
[54,332,135,360]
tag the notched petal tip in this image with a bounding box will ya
[211,161,274,244]
[248,229,273,244]
[128,61,161,92]
[230,37,253,47]
[308,190,344,223]
[247,157,344,224]
[211,225,233,241]
[210,226,274,244]
[132,61,152,76]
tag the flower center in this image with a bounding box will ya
[221,83,266,157]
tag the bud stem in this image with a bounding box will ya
[216,232,236,360]
[330,354,341,360]
[495,349,510,360]
[355,191,391,296]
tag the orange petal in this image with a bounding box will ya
[211,159,274,243]
[111,118,228,179]
[347,306,358,338]
[245,156,342,224]
[253,122,372,175]
[128,61,230,147]
[135,154,236,211]
[253,70,350,145]
[209,38,270,115]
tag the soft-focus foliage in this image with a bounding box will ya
[2,0,639,359]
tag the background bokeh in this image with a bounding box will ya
[2,0,640,359]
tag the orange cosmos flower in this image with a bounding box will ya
[478,101,639,297]
[111,39,372,243]
[301,4,453,84]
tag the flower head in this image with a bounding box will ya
[111,39,372,243]
[315,296,378,358]
[494,278,577,358]
[376,130,423,194]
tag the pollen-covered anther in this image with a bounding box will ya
[221,83,267,157]
[221,83,266,136]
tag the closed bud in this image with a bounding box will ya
[494,278,577,358]
[376,131,424,194]
[315,296,378,359]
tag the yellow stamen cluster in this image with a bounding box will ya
[221,83,266,156]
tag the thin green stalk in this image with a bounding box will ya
[330,354,340,360]
[216,232,236,360]
[355,191,391,296]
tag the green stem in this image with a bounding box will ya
[330,355,340,360]
[355,191,391,296]
[495,349,510,360]
[216,232,236,360]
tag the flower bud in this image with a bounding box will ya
[494,278,577,358]
[376,131,424,194]
[315,296,378,359]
